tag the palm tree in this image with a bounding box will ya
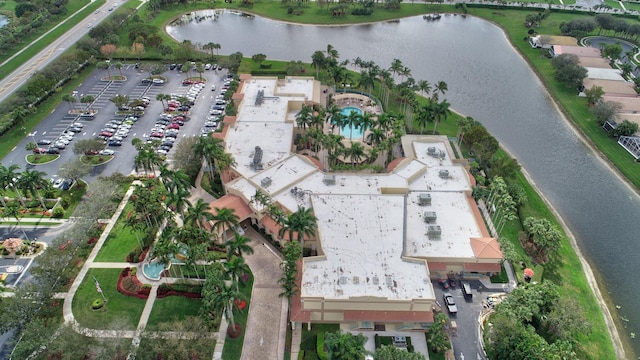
[224,255,250,292]
[432,80,448,101]
[322,133,345,169]
[193,136,226,181]
[185,199,214,230]
[212,207,240,242]
[389,58,403,81]
[326,44,340,63]
[414,103,435,134]
[417,80,432,98]
[203,42,216,58]
[366,128,386,147]
[343,142,366,169]
[432,99,451,135]
[166,189,192,221]
[80,95,95,113]
[2,202,29,240]
[160,166,192,195]
[311,50,326,79]
[224,232,254,260]
[156,93,168,108]
[17,169,49,210]
[0,164,24,207]
[62,94,76,110]
[295,104,313,131]
[301,128,325,155]
[214,283,245,336]
[359,112,374,142]
[278,206,318,250]
[344,110,362,140]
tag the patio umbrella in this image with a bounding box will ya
[524,268,534,278]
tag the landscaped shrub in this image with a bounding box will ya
[156,283,203,299]
[91,298,104,310]
[130,267,137,276]
[116,267,149,299]
[298,350,304,360]
[317,332,327,360]
[51,206,65,218]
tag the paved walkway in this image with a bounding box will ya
[477,200,517,293]
[239,227,287,360]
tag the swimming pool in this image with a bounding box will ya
[339,107,364,140]
[142,254,185,281]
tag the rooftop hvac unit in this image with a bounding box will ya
[427,146,436,155]
[439,170,450,179]
[418,193,432,205]
[424,211,437,223]
[323,174,336,185]
[427,225,442,237]
[261,177,272,187]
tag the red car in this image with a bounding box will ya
[165,106,177,112]
[150,132,164,138]
[167,123,180,130]
[33,147,47,154]
[99,131,114,137]
[173,115,185,121]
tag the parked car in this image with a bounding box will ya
[204,63,212,70]
[141,78,153,85]
[46,147,60,154]
[99,149,115,156]
[149,132,164,138]
[99,131,114,137]
[204,121,217,128]
[443,293,457,314]
[68,127,83,133]
[84,149,99,156]
[107,139,123,147]
[462,282,473,300]
[167,123,180,130]
[37,139,52,145]
[173,119,185,126]
[53,143,66,150]
[152,78,165,85]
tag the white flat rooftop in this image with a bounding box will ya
[225,121,293,179]
[248,154,319,197]
[303,194,433,300]
[405,191,480,259]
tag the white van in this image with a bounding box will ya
[211,84,216,91]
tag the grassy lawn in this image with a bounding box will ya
[145,296,203,331]
[221,271,254,360]
[80,154,114,165]
[26,154,59,164]
[300,323,340,359]
[72,268,146,330]
[94,203,145,262]
[136,337,214,360]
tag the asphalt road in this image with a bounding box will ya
[2,65,230,182]
[0,0,123,104]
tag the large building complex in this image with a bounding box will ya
[212,75,502,331]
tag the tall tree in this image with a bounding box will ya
[278,206,317,250]
[212,207,240,242]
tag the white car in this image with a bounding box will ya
[72,122,84,128]
[99,149,115,156]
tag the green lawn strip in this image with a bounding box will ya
[221,271,254,360]
[300,323,340,358]
[26,154,59,164]
[0,221,62,225]
[425,333,447,360]
[94,203,143,262]
[622,1,640,11]
[72,268,146,330]
[145,296,203,331]
[0,0,105,80]
[62,180,89,218]
[603,0,624,9]
[0,62,96,160]
[136,337,214,359]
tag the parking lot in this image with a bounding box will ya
[2,63,232,182]
[432,279,508,360]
